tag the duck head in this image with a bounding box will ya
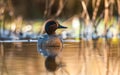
[45,19,67,35]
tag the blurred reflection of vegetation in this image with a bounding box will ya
[0,43,9,75]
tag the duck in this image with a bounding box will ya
[37,19,67,57]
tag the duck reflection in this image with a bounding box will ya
[41,47,62,72]
[45,56,58,72]
[45,54,67,73]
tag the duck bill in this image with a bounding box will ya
[58,24,67,29]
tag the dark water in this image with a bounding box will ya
[0,40,120,75]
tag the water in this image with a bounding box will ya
[0,40,120,75]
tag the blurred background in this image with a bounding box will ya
[0,0,119,41]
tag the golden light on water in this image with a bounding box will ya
[111,25,119,44]
[112,37,119,44]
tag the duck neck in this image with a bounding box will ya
[48,32,56,36]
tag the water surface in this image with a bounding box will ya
[0,40,120,75]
